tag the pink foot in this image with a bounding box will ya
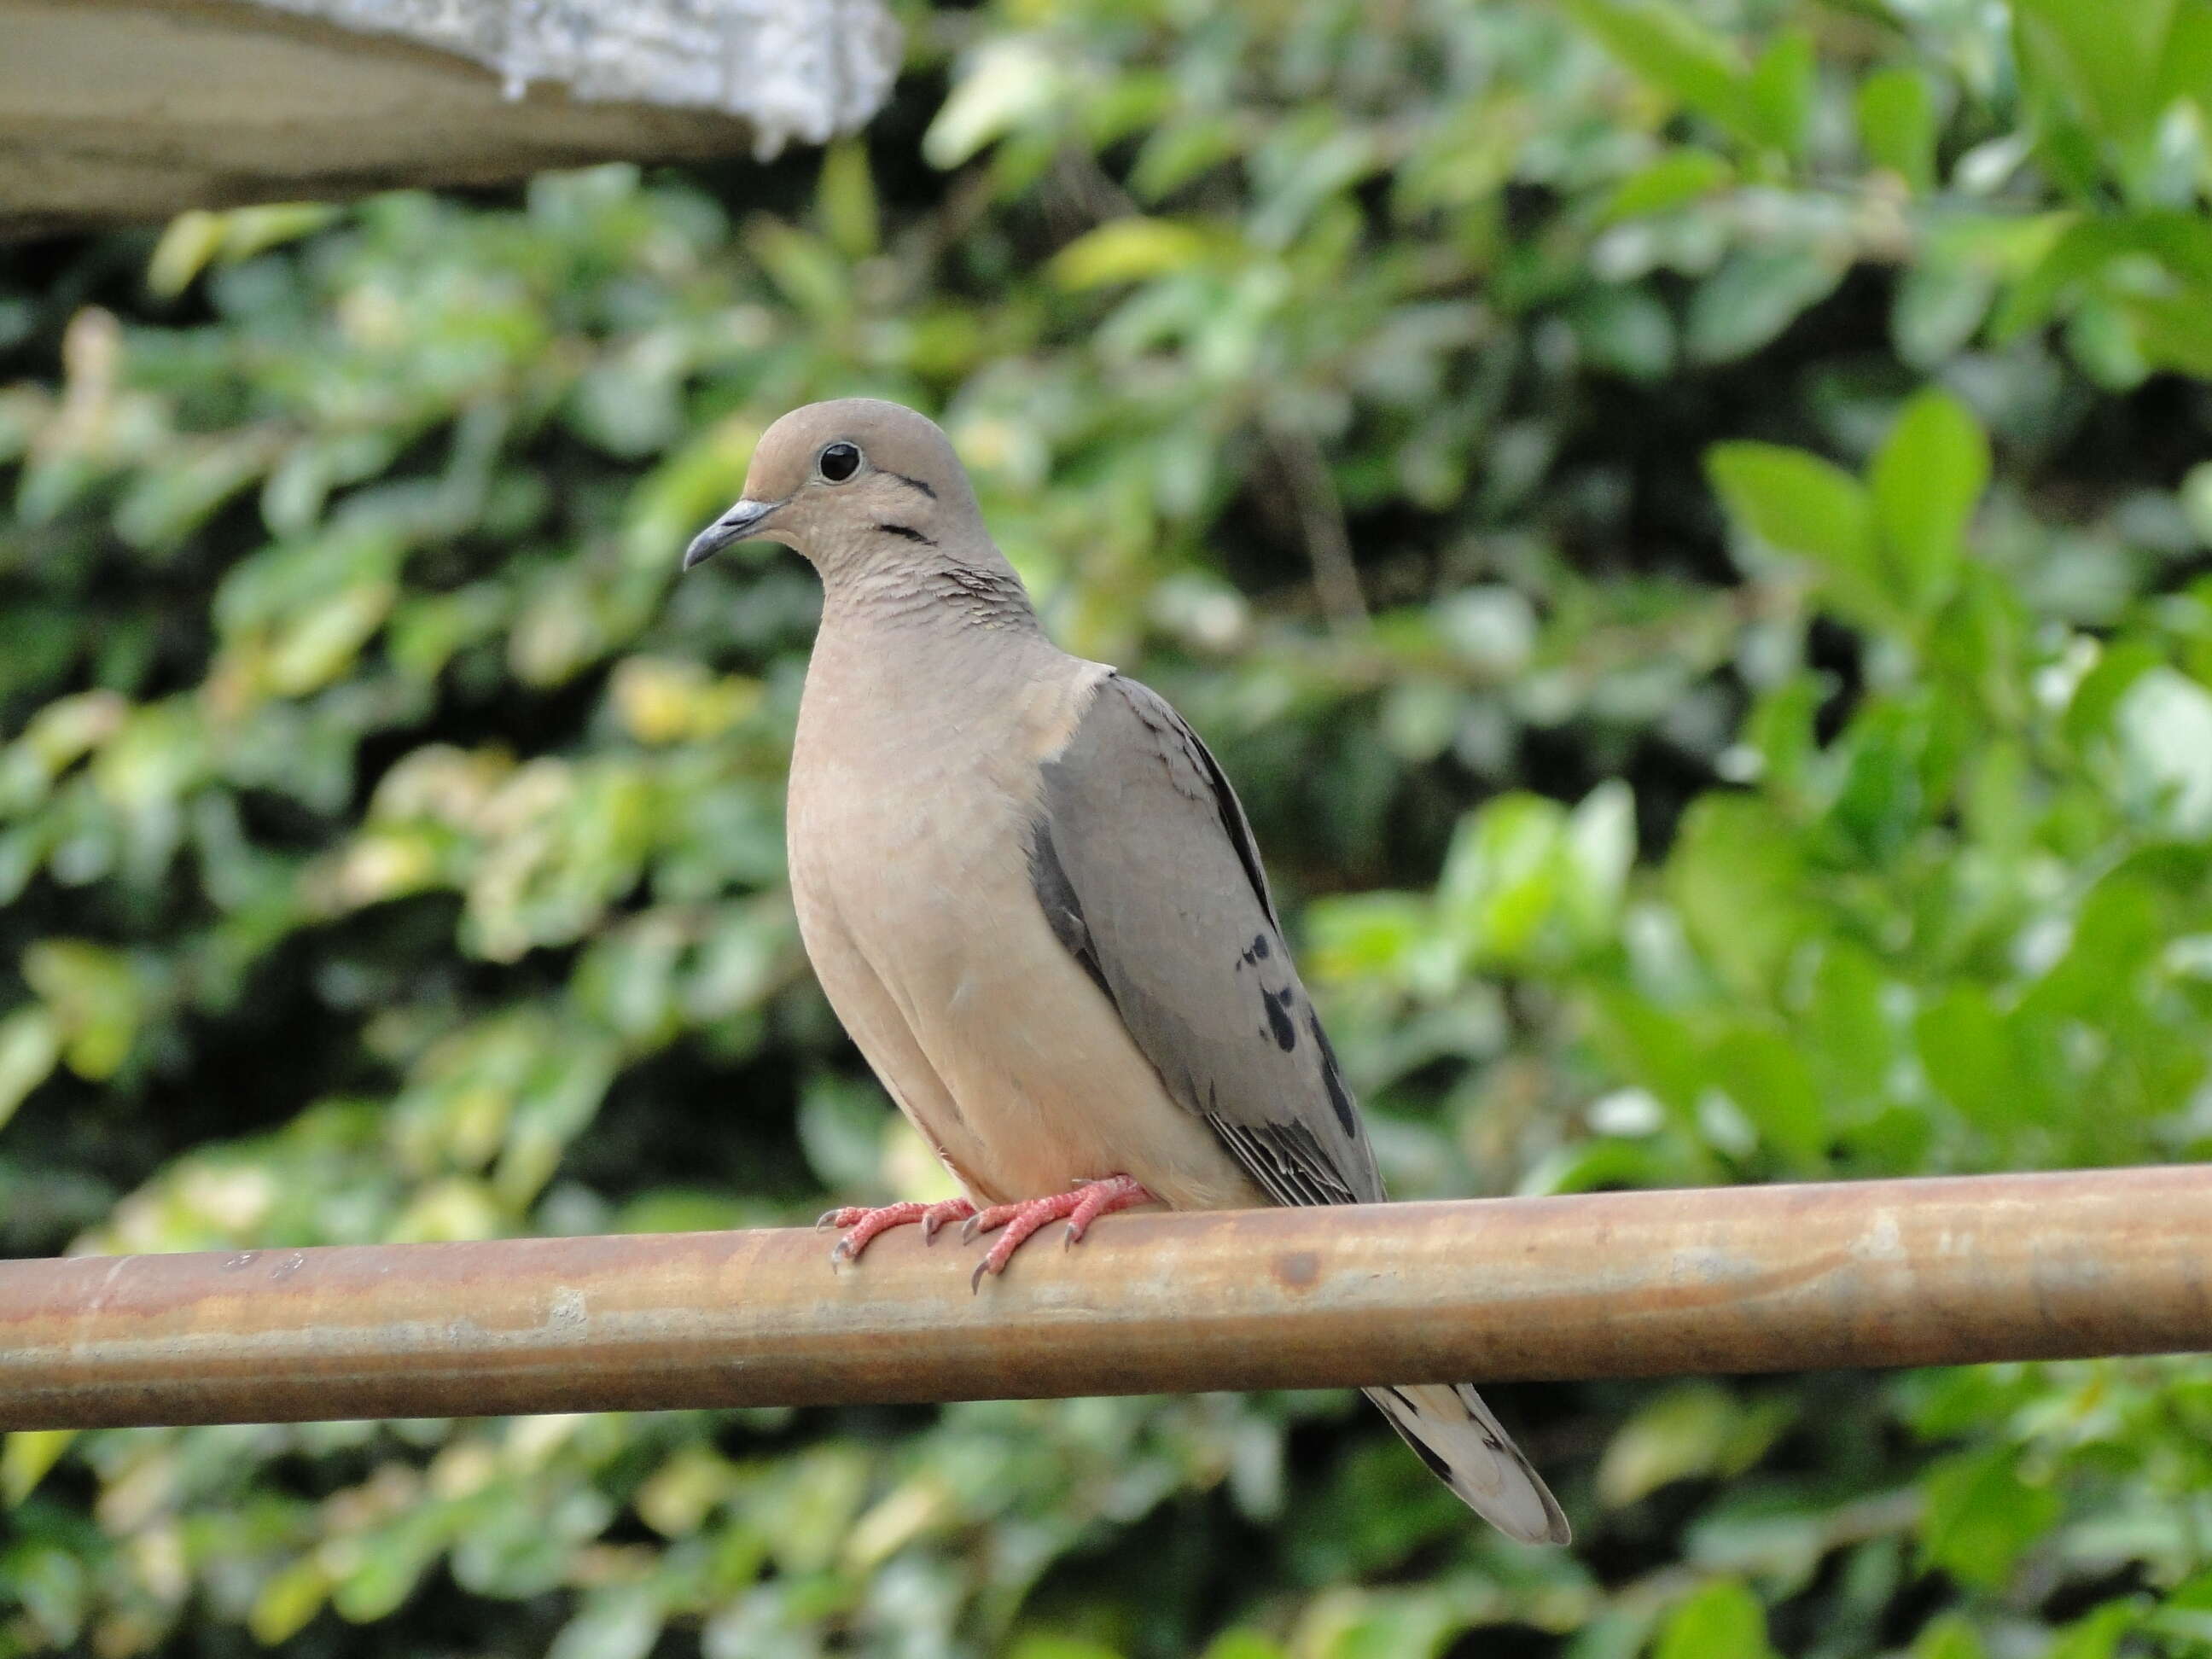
[960,1174,1153,1291]
[818,1196,978,1264]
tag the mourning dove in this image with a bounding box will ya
[684,398,1569,1545]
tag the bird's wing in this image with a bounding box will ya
[1029,671,1571,1545]
[1027,671,1383,1208]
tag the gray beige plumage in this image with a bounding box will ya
[684,398,1569,1545]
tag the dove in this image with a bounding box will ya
[684,398,1569,1544]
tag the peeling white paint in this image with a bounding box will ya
[255,0,901,158]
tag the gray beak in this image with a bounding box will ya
[684,498,780,569]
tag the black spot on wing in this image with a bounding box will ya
[1402,1428,1458,1486]
[1027,815,1117,1010]
[1373,1391,1487,1499]
[1263,987,1296,1051]
[876,522,936,544]
[1452,1384,1508,1452]
[1308,1011,1358,1137]
[1251,933,1270,959]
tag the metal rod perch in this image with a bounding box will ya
[3,1167,2206,1432]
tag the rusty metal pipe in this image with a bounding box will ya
[2,1167,2207,1430]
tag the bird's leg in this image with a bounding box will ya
[818,1196,978,1264]
[960,1174,1154,1290]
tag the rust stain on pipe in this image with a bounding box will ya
[1,1167,2207,1430]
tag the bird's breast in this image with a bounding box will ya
[782,666,1257,1208]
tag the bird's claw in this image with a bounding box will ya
[821,1197,976,1266]
[824,1180,1150,1285]
[962,1174,1152,1293]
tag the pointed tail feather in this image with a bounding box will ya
[1365,1382,1570,1545]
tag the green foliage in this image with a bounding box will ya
[3,0,2212,1653]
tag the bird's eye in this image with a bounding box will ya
[818,442,862,483]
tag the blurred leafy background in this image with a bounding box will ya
[7,0,2212,1653]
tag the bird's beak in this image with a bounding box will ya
[684,498,781,569]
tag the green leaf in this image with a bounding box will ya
[1598,1382,1789,1508]
[2069,297,2151,389]
[21,941,142,1081]
[1598,148,1734,223]
[1199,1633,1288,1659]
[1744,30,1815,158]
[1707,442,1890,624]
[2,1430,75,1506]
[2030,869,2191,1030]
[796,1068,889,1193]
[2013,0,2172,152]
[1010,1639,1128,1659]
[145,210,227,300]
[1601,1383,1733,1507]
[1801,942,1894,1116]
[2157,5,2212,115]
[548,1586,663,1659]
[1894,255,1997,367]
[0,1006,60,1130]
[1655,1578,1773,1659]
[2062,639,2164,748]
[2113,667,2212,833]
[1520,1134,1683,1196]
[2122,288,2212,378]
[1707,445,1871,568]
[1911,1614,1987,1659]
[1992,212,2212,342]
[329,1523,438,1623]
[1562,0,1755,144]
[817,138,880,260]
[2182,460,2212,544]
[744,220,851,322]
[1131,116,1244,201]
[248,1558,330,1647]
[1857,67,1937,192]
[1436,792,1570,964]
[1049,218,1218,288]
[1589,989,1708,1123]
[1708,1023,1826,1168]
[1918,1447,2060,1589]
[1572,287,1676,381]
[2045,1599,2144,1659]
[1913,985,2059,1137]
[1687,247,1846,364]
[1870,388,1989,618]
[1664,795,1813,1002]
[923,38,1062,168]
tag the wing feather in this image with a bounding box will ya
[1027,672,1380,1208]
[1027,671,1571,1544]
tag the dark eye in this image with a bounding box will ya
[818,442,862,483]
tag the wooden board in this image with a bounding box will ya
[1,0,869,237]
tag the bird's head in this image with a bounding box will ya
[684,398,977,573]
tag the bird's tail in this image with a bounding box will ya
[1365,1382,1570,1545]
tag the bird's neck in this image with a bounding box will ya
[814,540,1043,639]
